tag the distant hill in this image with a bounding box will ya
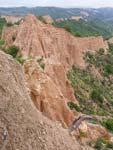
[1,7,113,40]
[0,7,113,20]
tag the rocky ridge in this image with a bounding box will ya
[0,50,85,150]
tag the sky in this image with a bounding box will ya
[0,0,113,8]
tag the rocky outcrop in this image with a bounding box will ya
[43,15,54,24]
[2,14,108,67]
[0,50,83,150]
[24,59,76,127]
[1,15,22,23]
[108,37,113,43]
[2,14,79,115]
[70,16,83,21]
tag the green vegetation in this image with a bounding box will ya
[53,19,113,39]
[37,16,47,24]
[12,35,16,41]
[5,45,19,58]
[6,21,14,27]
[67,102,81,112]
[101,118,113,132]
[78,130,87,139]
[94,137,113,150]
[37,56,45,70]
[0,18,6,38]
[67,44,113,122]
[0,39,5,49]
[15,55,25,65]
[0,44,24,65]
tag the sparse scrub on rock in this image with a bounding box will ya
[101,118,113,132]
[6,21,14,27]
[37,15,47,24]
[37,56,45,70]
[1,45,25,64]
[94,137,113,150]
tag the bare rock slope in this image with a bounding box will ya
[1,15,22,23]
[0,50,83,150]
[24,60,75,127]
[2,14,108,67]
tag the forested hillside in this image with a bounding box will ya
[67,44,113,132]
[53,19,113,39]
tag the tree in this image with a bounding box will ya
[6,45,19,58]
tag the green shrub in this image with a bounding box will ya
[106,142,113,149]
[37,57,45,70]
[39,63,45,70]
[94,138,103,150]
[84,51,94,63]
[0,39,4,45]
[67,102,81,112]
[0,18,7,37]
[79,130,87,138]
[64,25,72,33]
[95,137,113,150]
[15,55,25,65]
[108,43,113,54]
[98,48,105,55]
[12,35,16,41]
[6,22,13,27]
[0,39,5,49]
[104,64,113,75]
[37,16,47,24]
[15,21,20,25]
[74,32,82,37]
[90,90,103,103]
[37,57,43,63]
[6,45,19,58]
[101,118,113,132]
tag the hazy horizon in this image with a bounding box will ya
[0,0,113,8]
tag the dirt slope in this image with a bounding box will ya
[0,50,85,150]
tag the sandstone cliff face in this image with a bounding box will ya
[1,15,22,23]
[43,15,54,24]
[24,59,75,127]
[0,50,83,150]
[2,14,79,123]
[108,37,113,43]
[2,14,108,67]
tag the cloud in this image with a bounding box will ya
[0,0,113,8]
